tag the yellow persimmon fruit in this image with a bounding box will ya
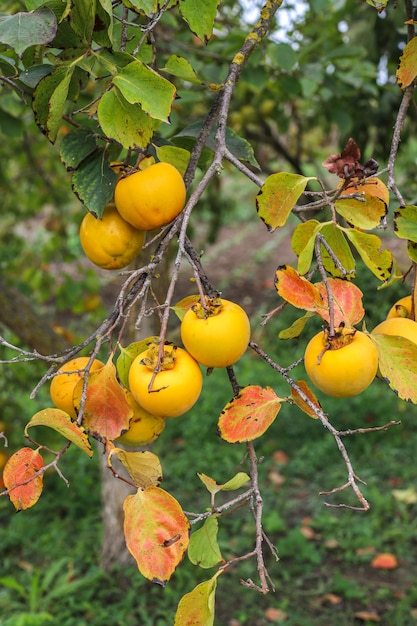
[50,356,105,419]
[115,401,165,447]
[304,328,378,398]
[372,316,417,345]
[180,297,250,368]
[79,203,145,270]
[114,162,186,231]
[386,295,413,320]
[128,343,202,418]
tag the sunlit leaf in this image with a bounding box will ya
[256,172,314,232]
[218,385,282,443]
[3,447,44,511]
[25,408,93,457]
[188,517,223,568]
[278,312,314,339]
[394,205,417,242]
[335,178,388,230]
[124,486,190,585]
[174,573,221,626]
[73,358,132,441]
[344,229,392,282]
[291,380,323,419]
[113,60,176,122]
[162,55,201,84]
[197,471,250,495]
[319,223,356,279]
[116,337,159,388]
[98,88,157,150]
[109,448,162,488]
[171,295,200,321]
[397,36,417,89]
[275,265,325,312]
[179,0,220,43]
[370,333,417,403]
[291,219,322,275]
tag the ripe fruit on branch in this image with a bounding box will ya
[180,297,251,368]
[114,162,186,231]
[386,295,413,320]
[372,317,417,345]
[116,400,165,447]
[79,202,145,270]
[128,343,202,418]
[304,326,378,398]
[50,357,105,419]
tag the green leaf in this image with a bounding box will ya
[162,55,202,84]
[370,333,417,403]
[126,0,158,14]
[71,148,118,216]
[69,0,96,45]
[335,194,387,230]
[174,122,259,169]
[174,574,220,626]
[197,471,250,495]
[116,337,160,389]
[407,241,417,263]
[188,517,223,568]
[32,65,74,143]
[19,64,54,88]
[291,219,321,275]
[278,312,314,340]
[98,88,157,150]
[394,205,417,242]
[60,127,98,171]
[94,0,114,46]
[256,172,314,232]
[344,229,392,282]
[319,223,356,279]
[0,8,57,56]
[112,60,176,122]
[179,0,220,43]
[154,145,191,176]
[365,0,389,10]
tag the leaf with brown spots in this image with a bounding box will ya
[3,447,44,511]
[218,385,282,443]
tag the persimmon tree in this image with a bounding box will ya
[2,0,417,623]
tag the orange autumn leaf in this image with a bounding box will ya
[218,385,282,443]
[3,447,44,511]
[371,552,399,570]
[25,408,93,457]
[275,265,325,313]
[397,36,417,89]
[124,486,190,585]
[291,380,323,419]
[354,610,380,622]
[73,357,132,442]
[315,278,365,327]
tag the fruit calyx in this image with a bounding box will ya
[141,343,176,371]
[318,323,356,361]
[191,296,223,319]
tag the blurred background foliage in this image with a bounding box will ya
[2,0,417,624]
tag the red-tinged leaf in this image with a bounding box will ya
[3,447,44,511]
[264,607,288,622]
[124,486,190,585]
[371,552,399,569]
[344,229,393,282]
[291,380,323,419]
[171,295,200,321]
[109,448,162,488]
[174,573,221,626]
[275,265,325,313]
[370,333,417,403]
[24,408,93,457]
[73,358,132,442]
[322,138,362,178]
[397,36,417,89]
[315,278,365,327]
[256,172,314,232]
[218,385,282,443]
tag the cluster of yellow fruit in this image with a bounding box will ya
[49,297,251,447]
[304,295,416,398]
[79,162,186,270]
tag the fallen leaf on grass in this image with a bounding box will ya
[392,487,417,504]
[371,553,399,570]
[354,610,380,622]
[264,607,288,622]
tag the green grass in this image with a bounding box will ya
[2,261,417,625]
